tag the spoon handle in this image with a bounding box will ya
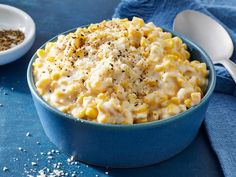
[220,59,236,84]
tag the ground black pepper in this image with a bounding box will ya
[0,29,25,51]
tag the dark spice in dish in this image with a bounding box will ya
[0,29,25,51]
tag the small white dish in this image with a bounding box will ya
[0,4,36,65]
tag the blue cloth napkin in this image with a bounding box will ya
[113,0,236,176]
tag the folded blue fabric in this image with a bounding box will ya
[113,0,236,176]
[205,93,236,177]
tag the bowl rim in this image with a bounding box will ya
[0,4,36,56]
[27,26,216,129]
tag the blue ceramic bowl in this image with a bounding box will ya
[27,27,216,168]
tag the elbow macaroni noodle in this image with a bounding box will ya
[33,17,208,124]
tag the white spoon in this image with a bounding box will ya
[173,9,236,83]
